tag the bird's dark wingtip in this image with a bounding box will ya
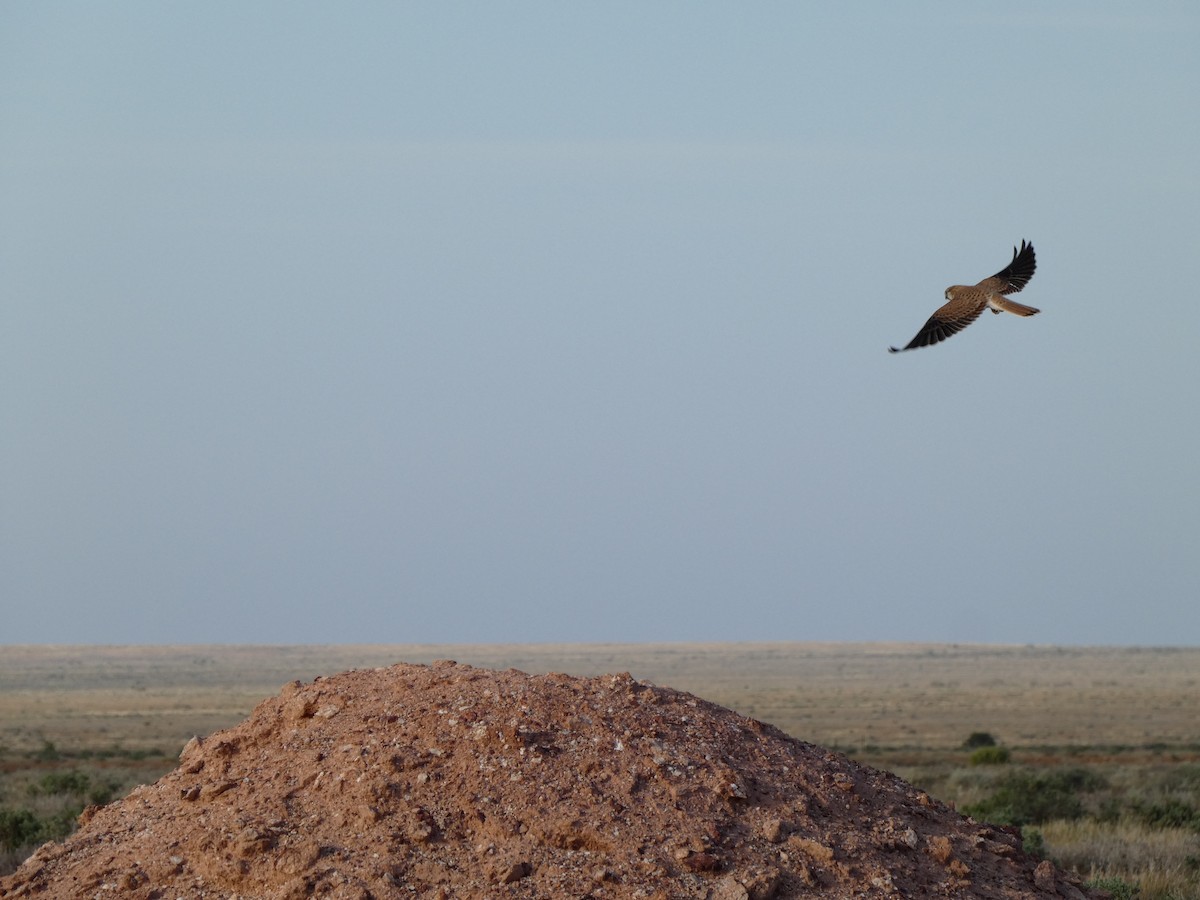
[888,346,901,354]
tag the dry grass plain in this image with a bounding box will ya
[2,642,1198,755]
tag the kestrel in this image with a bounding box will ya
[889,240,1039,352]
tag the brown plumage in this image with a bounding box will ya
[889,240,1039,353]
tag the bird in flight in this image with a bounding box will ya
[889,240,1039,353]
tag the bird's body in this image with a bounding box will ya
[889,240,1039,353]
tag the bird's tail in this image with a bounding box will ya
[989,296,1040,317]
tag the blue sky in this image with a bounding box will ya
[3,4,1199,645]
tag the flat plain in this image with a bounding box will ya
[3,642,1198,754]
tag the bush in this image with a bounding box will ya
[39,806,83,842]
[963,768,1107,827]
[0,809,42,851]
[963,732,997,749]
[24,769,118,806]
[1021,827,1046,859]
[31,770,91,797]
[970,747,1011,766]
[0,804,83,854]
[1131,799,1200,831]
[1097,797,1123,824]
[1054,767,1108,793]
[1083,876,1140,899]
[88,781,118,805]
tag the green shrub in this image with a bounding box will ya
[1097,797,1123,824]
[88,781,118,805]
[31,770,91,797]
[1021,827,1046,859]
[963,768,1106,827]
[1131,799,1200,831]
[39,806,83,842]
[24,769,118,806]
[969,746,1011,766]
[0,804,83,854]
[963,732,997,749]
[1053,767,1108,792]
[1083,876,1139,899]
[0,809,42,851]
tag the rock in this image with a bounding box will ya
[709,874,749,900]
[488,859,531,884]
[683,851,721,872]
[927,834,955,864]
[760,817,787,843]
[1034,859,1058,892]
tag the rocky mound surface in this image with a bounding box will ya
[2,661,1094,899]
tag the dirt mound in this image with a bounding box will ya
[2,662,1094,899]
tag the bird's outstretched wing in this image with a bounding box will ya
[888,294,987,353]
[979,240,1036,294]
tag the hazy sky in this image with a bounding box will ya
[4,4,1199,646]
